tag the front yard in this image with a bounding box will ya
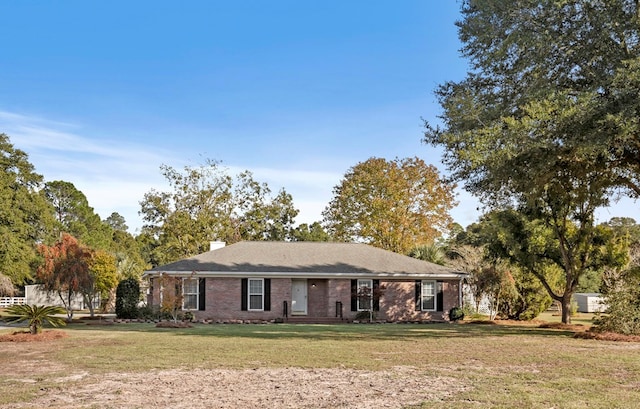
[1,319,639,408]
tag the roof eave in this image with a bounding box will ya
[142,270,468,280]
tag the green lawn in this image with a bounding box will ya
[537,311,596,326]
[1,320,639,408]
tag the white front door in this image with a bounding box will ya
[291,279,307,315]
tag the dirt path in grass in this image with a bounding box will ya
[4,365,465,408]
[1,330,467,408]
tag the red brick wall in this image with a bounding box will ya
[195,277,291,321]
[327,279,352,319]
[323,279,461,321]
[147,276,461,322]
[378,280,461,321]
[306,280,328,317]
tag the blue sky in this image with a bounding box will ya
[1,1,635,233]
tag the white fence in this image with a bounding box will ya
[0,297,27,308]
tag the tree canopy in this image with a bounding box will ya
[425,0,639,203]
[140,161,299,265]
[322,157,456,254]
[0,273,16,296]
[85,249,119,316]
[290,222,331,242]
[43,180,113,250]
[0,134,56,285]
[105,212,128,232]
[423,0,640,323]
[448,218,553,321]
[112,229,148,280]
[464,210,628,322]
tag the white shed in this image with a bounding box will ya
[573,293,607,313]
[25,285,86,310]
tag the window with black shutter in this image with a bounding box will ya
[351,280,357,311]
[241,278,248,311]
[198,278,206,311]
[417,280,438,311]
[264,279,271,311]
[241,278,268,311]
[373,279,380,311]
[436,281,444,312]
[182,278,198,310]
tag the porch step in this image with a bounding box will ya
[284,316,349,324]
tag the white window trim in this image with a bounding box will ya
[421,280,436,312]
[182,278,199,311]
[357,279,373,311]
[248,278,264,311]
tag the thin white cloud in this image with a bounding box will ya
[1,109,520,233]
[0,110,79,129]
[0,110,347,232]
[1,111,171,232]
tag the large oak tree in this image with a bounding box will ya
[322,157,456,254]
[0,134,56,285]
[140,161,299,265]
[424,0,640,323]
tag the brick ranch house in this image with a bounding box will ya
[143,241,468,322]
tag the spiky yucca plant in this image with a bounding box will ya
[4,304,67,334]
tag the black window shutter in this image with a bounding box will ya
[373,280,380,311]
[198,278,206,311]
[415,280,421,311]
[264,279,271,311]
[436,281,444,312]
[241,278,248,311]
[350,280,357,311]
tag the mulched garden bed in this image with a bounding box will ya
[84,320,115,326]
[0,330,68,342]
[155,321,193,328]
[539,322,588,332]
[574,330,640,342]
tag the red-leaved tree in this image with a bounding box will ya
[37,233,93,321]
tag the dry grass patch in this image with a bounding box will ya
[2,323,640,408]
[4,367,466,409]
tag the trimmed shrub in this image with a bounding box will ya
[115,278,140,319]
[449,306,465,322]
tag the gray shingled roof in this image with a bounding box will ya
[144,241,467,279]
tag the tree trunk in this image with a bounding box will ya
[561,295,572,324]
[66,291,74,322]
[489,290,500,321]
[58,290,74,322]
[85,295,95,317]
[30,323,39,335]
